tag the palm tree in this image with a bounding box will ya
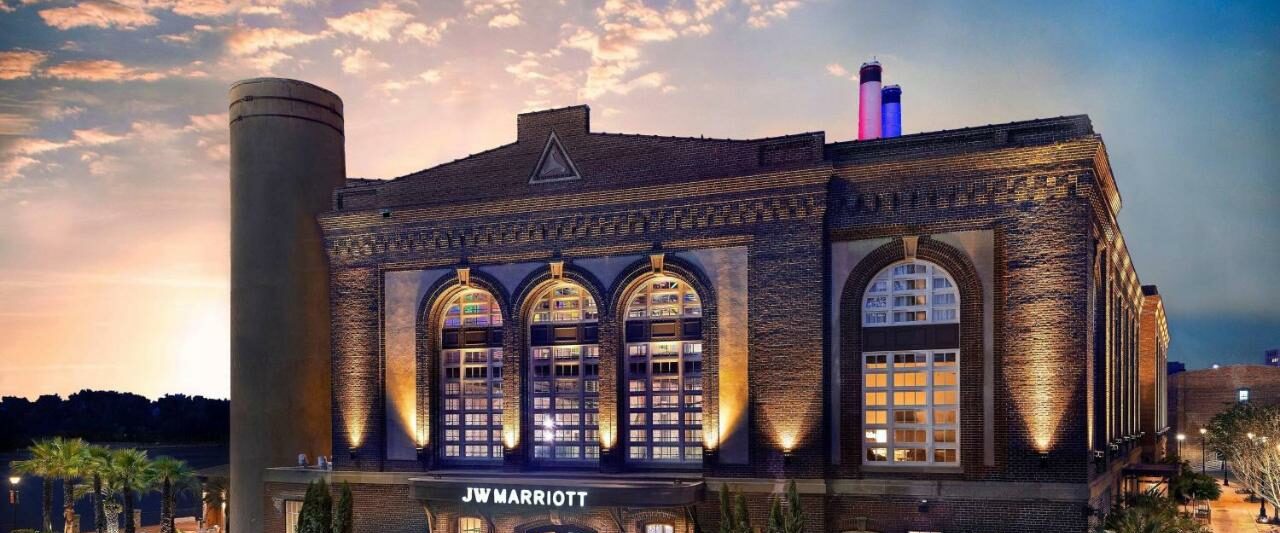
[107,449,155,533]
[12,439,57,533]
[150,457,196,533]
[85,445,114,533]
[47,438,91,533]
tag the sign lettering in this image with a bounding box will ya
[461,486,589,507]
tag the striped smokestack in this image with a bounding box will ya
[881,84,902,138]
[858,61,882,140]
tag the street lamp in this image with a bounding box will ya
[8,475,20,533]
[1176,433,1186,459]
[1199,428,1208,474]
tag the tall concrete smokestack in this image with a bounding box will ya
[858,61,882,140]
[881,84,902,138]
[229,78,344,533]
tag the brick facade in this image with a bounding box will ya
[260,105,1169,533]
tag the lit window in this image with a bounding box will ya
[459,517,484,533]
[624,274,704,465]
[862,350,960,465]
[860,259,960,466]
[646,525,675,533]
[439,288,504,462]
[1239,389,1250,402]
[284,500,303,533]
[529,281,598,464]
[863,260,959,327]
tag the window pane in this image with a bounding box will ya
[528,281,598,464]
[893,372,926,387]
[623,274,705,465]
[863,349,960,466]
[440,288,503,463]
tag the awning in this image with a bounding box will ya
[408,474,705,508]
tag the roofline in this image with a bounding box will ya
[824,114,1092,149]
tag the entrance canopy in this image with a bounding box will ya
[409,474,705,508]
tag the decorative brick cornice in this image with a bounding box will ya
[831,171,1086,219]
[325,193,824,266]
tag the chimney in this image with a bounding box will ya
[858,61,882,140]
[881,84,902,138]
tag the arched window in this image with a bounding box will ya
[862,261,958,326]
[528,281,600,463]
[861,259,959,466]
[439,288,504,462]
[624,275,703,464]
[645,525,675,533]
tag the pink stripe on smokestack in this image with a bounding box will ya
[858,61,882,140]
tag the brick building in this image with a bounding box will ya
[229,78,1172,533]
[1169,365,1280,469]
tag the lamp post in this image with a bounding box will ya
[1199,428,1207,474]
[7,476,19,533]
[1176,433,1186,459]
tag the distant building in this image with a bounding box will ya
[1169,365,1280,468]
[1265,348,1280,367]
[1168,361,1186,374]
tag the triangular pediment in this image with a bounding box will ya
[529,132,581,184]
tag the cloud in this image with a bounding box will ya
[241,5,282,15]
[376,69,443,96]
[0,50,49,80]
[38,0,158,31]
[1,156,38,182]
[333,47,387,74]
[419,69,441,84]
[10,138,72,156]
[825,63,848,78]
[44,59,167,82]
[0,114,39,135]
[185,113,229,160]
[169,0,238,18]
[185,113,226,132]
[0,126,125,182]
[465,0,522,29]
[488,12,521,28]
[225,26,326,56]
[72,128,129,146]
[325,3,413,42]
[743,0,802,29]
[552,0,727,99]
[400,19,450,45]
[159,24,220,44]
[243,50,291,71]
[41,105,86,121]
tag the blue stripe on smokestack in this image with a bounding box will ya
[881,84,902,138]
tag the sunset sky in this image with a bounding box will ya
[0,0,1277,400]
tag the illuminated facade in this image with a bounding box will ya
[253,102,1171,533]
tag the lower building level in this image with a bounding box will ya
[262,457,1149,533]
